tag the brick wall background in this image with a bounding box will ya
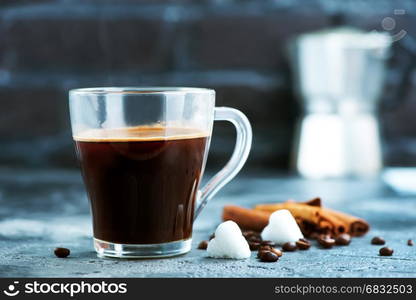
[1,0,416,170]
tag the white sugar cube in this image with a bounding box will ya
[207,221,251,259]
[261,209,303,245]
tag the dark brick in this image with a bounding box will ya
[214,86,296,125]
[383,137,416,167]
[0,16,176,73]
[0,0,56,6]
[208,86,298,169]
[0,86,75,168]
[381,83,416,137]
[188,10,328,69]
[78,0,196,3]
[0,87,67,138]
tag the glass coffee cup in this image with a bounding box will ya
[69,87,252,258]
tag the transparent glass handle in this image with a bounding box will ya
[194,107,252,219]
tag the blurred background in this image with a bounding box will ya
[1,0,416,174]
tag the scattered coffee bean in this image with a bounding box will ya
[379,247,394,256]
[282,242,297,252]
[296,238,311,250]
[270,247,283,257]
[319,233,333,239]
[408,239,413,246]
[198,240,209,250]
[317,237,335,249]
[335,233,351,246]
[259,245,272,251]
[260,240,276,247]
[54,247,70,258]
[249,242,261,251]
[257,249,269,258]
[371,236,385,245]
[259,251,279,262]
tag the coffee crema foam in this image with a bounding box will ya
[73,126,209,142]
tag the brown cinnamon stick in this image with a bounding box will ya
[324,208,369,237]
[255,202,321,223]
[223,199,369,237]
[302,197,322,207]
[300,198,368,235]
[222,205,270,232]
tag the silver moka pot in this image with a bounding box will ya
[290,28,391,178]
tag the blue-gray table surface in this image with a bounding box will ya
[0,168,415,278]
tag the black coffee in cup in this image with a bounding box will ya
[74,126,208,244]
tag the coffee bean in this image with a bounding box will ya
[270,247,283,257]
[371,236,385,245]
[259,245,272,251]
[260,240,276,247]
[259,251,279,262]
[379,247,393,256]
[296,239,311,250]
[335,233,351,246]
[408,239,413,246]
[257,249,269,258]
[282,242,297,251]
[249,242,261,251]
[317,237,335,249]
[197,240,208,250]
[209,233,215,240]
[319,234,333,240]
[54,247,70,258]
